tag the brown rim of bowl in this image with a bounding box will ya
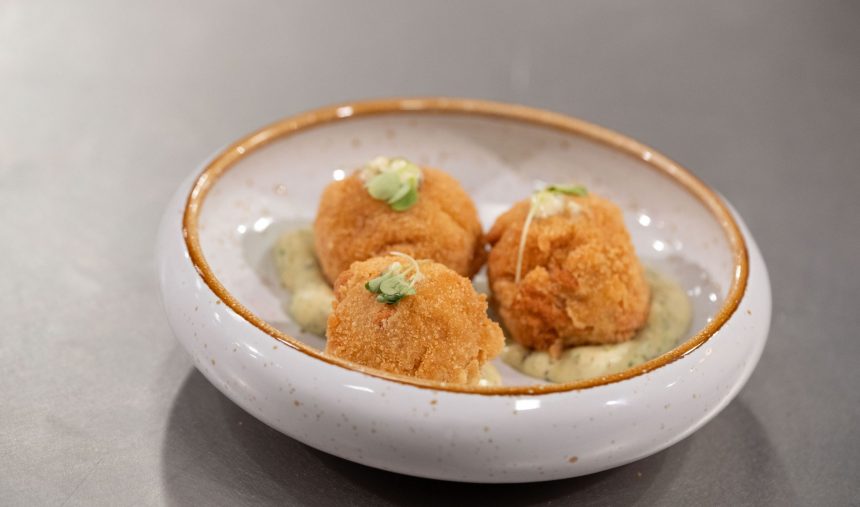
[182,97,749,396]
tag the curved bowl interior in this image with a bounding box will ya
[196,111,736,388]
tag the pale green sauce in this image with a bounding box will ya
[273,229,334,336]
[502,269,692,383]
[479,364,502,387]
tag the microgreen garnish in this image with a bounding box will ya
[515,183,589,283]
[365,252,424,304]
[362,156,422,211]
[545,183,588,196]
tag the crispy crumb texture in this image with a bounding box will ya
[313,168,486,284]
[325,256,504,385]
[487,193,650,352]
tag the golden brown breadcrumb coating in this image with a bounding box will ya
[313,168,486,284]
[487,193,650,353]
[325,256,504,385]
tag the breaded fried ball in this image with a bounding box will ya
[313,166,485,284]
[487,192,650,354]
[325,255,504,385]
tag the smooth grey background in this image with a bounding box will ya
[2,1,858,505]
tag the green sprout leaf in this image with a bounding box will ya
[389,185,418,211]
[365,252,423,304]
[546,183,588,196]
[365,276,384,293]
[387,180,412,203]
[379,275,405,294]
[362,156,422,212]
[367,171,402,201]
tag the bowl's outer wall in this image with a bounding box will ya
[157,161,771,483]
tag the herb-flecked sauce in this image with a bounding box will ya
[501,269,692,383]
[273,229,334,336]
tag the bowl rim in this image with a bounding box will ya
[182,97,749,395]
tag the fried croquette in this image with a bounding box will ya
[313,166,485,284]
[487,192,650,354]
[325,255,504,385]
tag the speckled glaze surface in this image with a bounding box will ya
[156,99,771,482]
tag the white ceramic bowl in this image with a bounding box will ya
[157,98,770,483]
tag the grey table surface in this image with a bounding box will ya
[2,1,858,505]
